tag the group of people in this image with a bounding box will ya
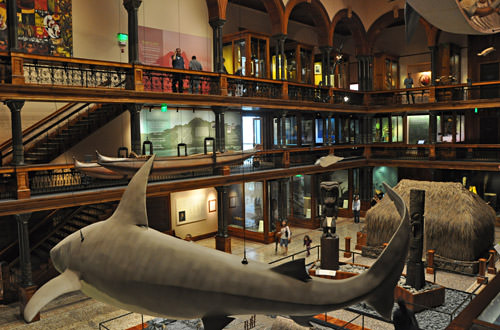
[171,47,203,94]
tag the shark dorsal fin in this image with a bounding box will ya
[271,258,311,282]
[110,155,155,227]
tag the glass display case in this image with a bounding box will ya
[373,53,399,90]
[222,31,270,78]
[285,42,314,84]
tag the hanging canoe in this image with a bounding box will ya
[96,150,255,176]
[74,158,129,180]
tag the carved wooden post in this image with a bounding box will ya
[16,169,30,199]
[406,189,425,290]
[282,151,290,168]
[344,236,352,258]
[426,249,435,274]
[133,65,144,91]
[10,54,25,85]
[488,250,497,275]
[220,75,228,96]
[477,258,487,284]
[282,81,288,100]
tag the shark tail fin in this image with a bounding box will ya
[24,269,81,322]
[110,155,155,227]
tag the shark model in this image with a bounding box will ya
[24,156,410,329]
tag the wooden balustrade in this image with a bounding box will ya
[0,52,496,108]
[477,258,487,284]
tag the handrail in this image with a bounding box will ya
[0,208,59,262]
[0,102,77,152]
[13,52,133,69]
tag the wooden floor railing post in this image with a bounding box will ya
[343,236,352,258]
[426,249,435,274]
[488,249,497,275]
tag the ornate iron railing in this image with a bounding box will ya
[227,77,282,98]
[142,68,220,95]
[288,83,329,103]
[23,59,129,88]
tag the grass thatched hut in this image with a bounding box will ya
[365,179,495,261]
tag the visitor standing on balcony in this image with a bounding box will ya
[189,55,203,94]
[172,48,185,93]
[404,72,415,104]
[352,194,361,223]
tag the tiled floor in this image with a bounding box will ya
[0,217,499,330]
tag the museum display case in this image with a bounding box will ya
[373,53,399,90]
[285,42,314,84]
[222,31,270,78]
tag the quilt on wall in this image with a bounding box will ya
[0,0,72,56]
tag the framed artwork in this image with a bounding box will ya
[208,199,216,212]
[178,210,186,222]
[314,64,321,75]
[229,196,237,208]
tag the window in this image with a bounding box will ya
[392,116,403,142]
[285,116,297,145]
[291,175,312,219]
[301,118,314,145]
[407,115,429,144]
[315,118,324,144]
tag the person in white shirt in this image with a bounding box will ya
[352,194,361,223]
[279,220,291,255]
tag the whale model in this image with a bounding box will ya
[24,156,410,329]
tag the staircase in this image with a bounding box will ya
[23,104,126,164]
[5,202,117,290]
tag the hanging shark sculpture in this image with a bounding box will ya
[24,156,410,329]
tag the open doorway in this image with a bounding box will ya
[242,116,261,150]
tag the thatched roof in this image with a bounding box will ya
[365,179,495,261]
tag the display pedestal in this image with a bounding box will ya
[321,235,339,270]
[394,284,445,312]
[355,231,367,250]
[215,236,231,253]
[19,285,39,322]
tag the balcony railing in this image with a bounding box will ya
[2,52,497,108]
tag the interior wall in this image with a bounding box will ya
[170,188,218,239]
[73,0,212,64]
[52,111,131,164]
[0,102,67,145]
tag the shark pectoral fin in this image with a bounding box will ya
[201,315,234,330]
[24,269,81,322]
[271,259,311,282]
[289,315,314,327]
[109,155,156,227]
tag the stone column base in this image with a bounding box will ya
[216,236,231,253]
[19,285,39,322]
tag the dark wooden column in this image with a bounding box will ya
[7,0,19,51]
[406,189,425,290]
[357,55,373,91]
[213,106,226,152]
[127,103,142,155]
[14,212,39,321]
[262,112,273,150]
[429,112,437,144]
[215,185,231,252]
[123,0,142,64]
[327,114,333,145]
[280,112,287,148]
[320,46,332,86]
[429,46,438,86]
[209,19,226,73]
[6,100,25,165]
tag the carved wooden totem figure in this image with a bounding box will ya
[406,189,425,290]
[320,181,340,237]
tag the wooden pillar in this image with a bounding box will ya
[123,0,142,64]
[478,258,487,284]
[209,19,226,73]
[127,104,142,155]
[215,185,231,253]
[6,100,25,166]
[406,189,425,290]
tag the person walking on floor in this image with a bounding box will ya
[352,194,361,223]
[189,55,203,94]
[303,235,312,257]
[280,220,291,255]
